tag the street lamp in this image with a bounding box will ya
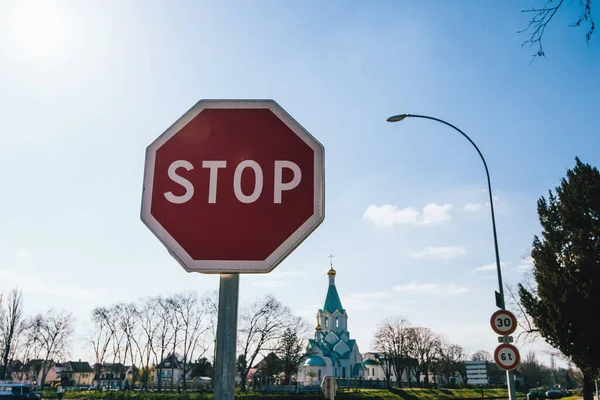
[387,113,515,400]
[386,113,506,310]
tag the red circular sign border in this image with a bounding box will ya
[494,343,521,371]
[490,309,518,335]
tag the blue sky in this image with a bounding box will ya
[0,0,598,366]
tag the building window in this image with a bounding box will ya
[325,317,328,328]
[318,369,321,379]
[335,318,339,328]
[342,367,346,378]
[372,368,375,376]
[366,368,369,376]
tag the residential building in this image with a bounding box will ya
[11,360,59,386]
[92,363,130,389]
[44,363,64,387]
[61,361,94,387]
[247,353,283,389]
[153,354,186,388]
[361,352,417,386]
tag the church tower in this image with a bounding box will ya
[298,257,363,381]
[316,264,348,336]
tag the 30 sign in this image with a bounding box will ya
[490,310,517,336]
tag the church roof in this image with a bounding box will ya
[303,356,326,367]
[363,359,379,366]
[323,283,345,314]
[307,337,356,363]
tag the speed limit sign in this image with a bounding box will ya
[494,343,520,370]
[490,310,517,335]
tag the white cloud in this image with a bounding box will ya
[409,246,466,260]
[362,202,452,227]
[0,268,98,300]
[251,280,285,288]
[393,282,473,295]
[345,291,393,300]
[362,205,418,226]
[464,203,482,212]
[475,262,506,272]
[517,257,534,271]
[274,270,303,277]
[343,292,394,311]
[421,203,452,224]
[295,304,322,318]
[12,248,34,266]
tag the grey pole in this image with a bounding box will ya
[213,273,240,400]
[387,114,516,400]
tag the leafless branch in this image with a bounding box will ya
[506,284,540,344]
[520,0,595,63]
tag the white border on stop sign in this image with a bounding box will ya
[140,99,325,274]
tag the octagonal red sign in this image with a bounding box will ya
[141,99,325,273]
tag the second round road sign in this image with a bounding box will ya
[490,309,517,335]
[494,343,521,370]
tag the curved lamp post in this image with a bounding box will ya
[387,113,506,310]
[387,113,515,400]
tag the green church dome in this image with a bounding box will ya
[304,356,327,367]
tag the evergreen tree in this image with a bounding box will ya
[519,158,600,400]
[275,320,307,385]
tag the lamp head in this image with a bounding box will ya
[386,114,409,122]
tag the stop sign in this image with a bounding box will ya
[141,99,325,273]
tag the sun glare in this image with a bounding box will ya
[9,1,69,61]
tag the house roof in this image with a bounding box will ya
[157,354,183,369]
[65,361,93,373]
[253,352,281,369]
[99,363,126,372]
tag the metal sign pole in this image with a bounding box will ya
[507,370,517,400]
[213,274,240,400]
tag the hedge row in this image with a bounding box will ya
[40,388,519,400]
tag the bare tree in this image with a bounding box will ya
[410,327,441,388]
[0,289,24,380]
[172,291,209,390]
[30,309,74,387]
[275,317,309,385]
[153,296,176,391]
[237,295,291,391]
[435,340,465,388]
[0,293,5,378]
[10,321,37,383]
[166,296,182,390]
[115,303,140,388]
[373,316,413,388]
[89,307,118,387]
[470,350,492,362]
[99,304,132,389]
[520,0,595,61]
[506,281,541,344]
[135,297,160,391]
[201,290,219,365]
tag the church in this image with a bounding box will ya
[296,263,364,382]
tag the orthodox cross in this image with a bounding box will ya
[328,254,335,267]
